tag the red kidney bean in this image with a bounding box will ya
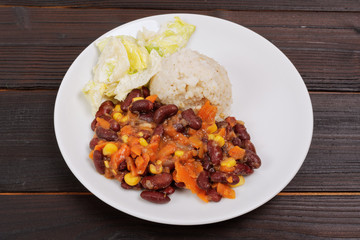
[216,121,228,129]
[121,89,141,111]
[181,108,202,130]
[162,159,175,171]
[153,124,164,137]
[89,137,100,149]
[232,137,242,147]
[174,182,185,188]
[207,140,223,165]
[142,86,150,98]
[173,123,185,133]
[210,171,227,183]
[96,126,118,141]
[229,175,240,185]
[140,190,170,204]
[110,120,120,132]
[130,99,153,113]
[120,181,132,190]
[93,150,105,174]
[234,163,254,176]
[153,101,162,110]
[139,112,154,122]
[121,181,142,190]
[245,150,261,169]
[210,171,238,184]
[153,104,178,124]
[234,123,250,140]
[140,130,152,140]
[197,171,211,190]
[244,140,256,153]
[140,173,173,190]
[200,154,212,171]
[95,100,114,117]
[91,118,97,131]
[160,186,175,195]
[206,189,222,202]
[117,160,127,171]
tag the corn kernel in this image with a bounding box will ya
[207,123,218,134]
[120,115,129,123]
[149,164,163,174]
[208,134,215,140]
[138,132,144,137]
[113,112,123,121]
[139,138,148,147]
[121,135,129,143]
[102,143,118,156]
[114,104,122,112]
[132,97,144,102]
[104,161,110,168]
[214,135,225,147]
[174,150,184,157]
[231,175,245,188]
[220,157,237,168]
[124,173,141,186]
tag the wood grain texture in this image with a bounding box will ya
[0,7,359,91]
[0,91,359,192]
[2,0,360,11]
[0,194,359,239]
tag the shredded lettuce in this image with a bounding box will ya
[83,17,195,114]
[139,17,196,57]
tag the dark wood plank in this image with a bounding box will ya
[0,91,359,192]
[0,90,86,192]
[2,0,360,11]
[0,8,359,91]
[0,194,359,238]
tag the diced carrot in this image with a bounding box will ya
[96,117,110,129]
[131,144,142,156]
[225,117,237,127]
[228,146,246,160]
[94,142,107,151]
[164,125,178,138]
[217,182,235,199]
[189,135,203,149]
[120,125,133,136]
[135,155,149,175]
[217,128,226,138]
[175,133,189,145]
[157,142,177,160]
[220,165,236,172]
[89,150,94,159]
[126,157,137,176]
[145,95,157,103]
[110,144,130,170]
[198,145,204,159]
[174,160,208,202]
[197,100,217,123]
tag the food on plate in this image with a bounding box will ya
[88,87,261,204]
[85,17,261,204]
[83,17,195,114]
[150,48,232,119]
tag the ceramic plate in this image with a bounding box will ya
[54,13,313,225]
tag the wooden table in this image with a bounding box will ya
[1,1,359,239]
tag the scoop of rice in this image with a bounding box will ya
[149,48,232,119]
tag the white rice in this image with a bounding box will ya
[149,48,232,119]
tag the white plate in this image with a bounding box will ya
[54,13,313,225]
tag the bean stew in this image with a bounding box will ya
[88,87,261,203]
